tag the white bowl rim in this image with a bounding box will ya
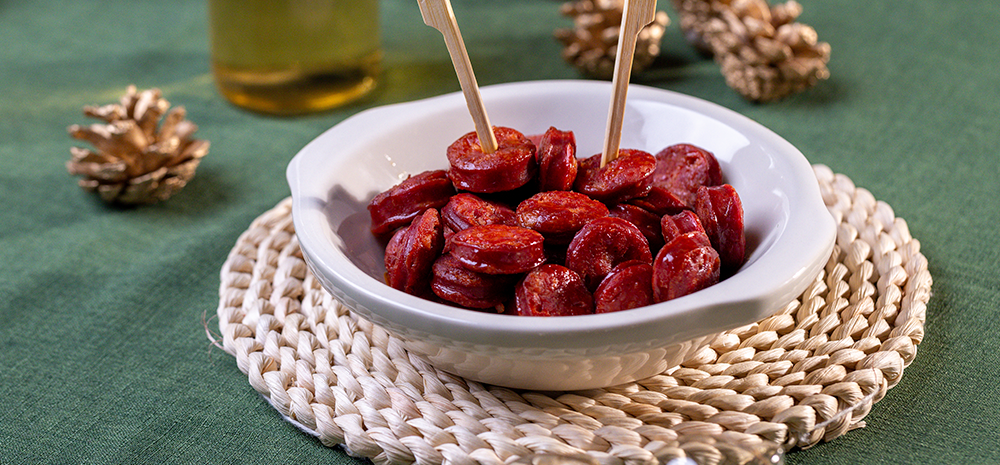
[288,79,835,350]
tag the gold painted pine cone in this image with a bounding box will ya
[67,86,209,204]
[673,0,831,102]
[556,0,671,80]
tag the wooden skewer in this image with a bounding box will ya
[418,0,498,154]
[600,0,658,167]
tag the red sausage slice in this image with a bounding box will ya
[441,193,517,232]
[368,170,455,237]
[384,209,445,296]
[516,191,609,244]
[565,216,652,290]
[574,149,656,204]
[383,225,409,285]
[627,185,688,216]
[594,261,654,313]
[431,254,515,310]
[652,231,721,303]
[695,184,746,273]
[608,203,664,254]
[447,126,537,193]
[446,224,546,274]
[660,210,707,244]
[515,264,593,316]
[535,127,578,191]
[650,143,723,208]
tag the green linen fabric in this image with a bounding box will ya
[1,0,997,463]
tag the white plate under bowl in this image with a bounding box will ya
[287,80,835,391]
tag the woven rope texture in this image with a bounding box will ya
[214,165,931,465]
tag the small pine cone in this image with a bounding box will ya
[673,0,830,101]
[67,86,209,204]
[555,0,670,80]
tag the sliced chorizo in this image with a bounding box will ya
[535,126,578,191]
[383,224,409,287]
[627,185,688,217]
[565,216,652,290]
[650,143,723,208]
[695,184,746,274]
[608,203,664,254]
[516,191,608,244]
[594,261,654,313]
[660,210,707,244]
[447,126,537,193]
[384,208,445,296]
[515,264,593,316]
[441,193,517,232]
[431,254,516,310]
[652,231,721,303]
[368,170,455,237]
[574,149,656,204]
[446,224,546,274]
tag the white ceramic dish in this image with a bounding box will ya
[287,80,835,391]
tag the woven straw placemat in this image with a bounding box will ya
[213,165,931,465]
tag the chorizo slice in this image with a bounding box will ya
[384,208,445,296]
[695,184,746,274]
[446,224,546,274]
[368,170,455,237]
[652,231,721,303]
[431,254,515,310]
[516,191,608,244]
[627,185,688,217]
[535,126,578,191]
[447,126,537,193]
[609,203,664,254]
[515,264,593,316]
[383,224,409,287]
[565,216,652,290]
[660,210,707,245]
[574,149,656,204]
[441,192,517,232]
[594,261,654,313]
[650,143,723,208]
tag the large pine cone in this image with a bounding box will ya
[67,86,209,204]
[556,0,670,80]
[673,0,830,102]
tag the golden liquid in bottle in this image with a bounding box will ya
[209,0,381,115]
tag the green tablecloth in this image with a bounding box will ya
[2,0,997,463]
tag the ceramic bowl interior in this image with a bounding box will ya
[287,80,835,390]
